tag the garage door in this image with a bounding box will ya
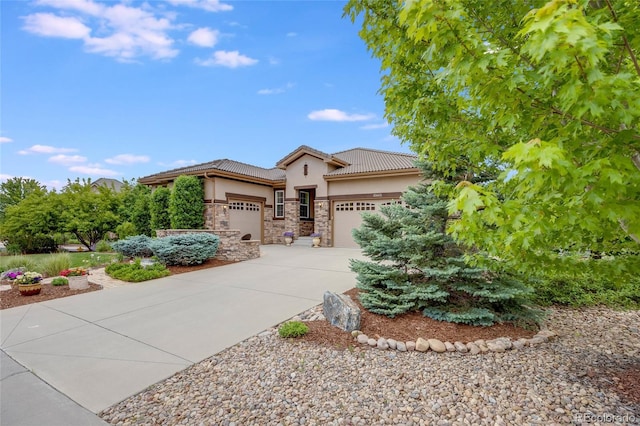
[228,201,262,242]
[333,200,398,248]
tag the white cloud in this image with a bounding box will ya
[166,0,233,12]
[48,154,87,166]
[69,164,119,176]
[84,4,178,61]
[360,122,389,130]
[195,50,258,68]
[44,179,65,191]
[36,0,105,16]
[187,27,219,47]
[18,145,78,155]
[23,13,91,39]
[0,174,13,182]
[257,82,294,95]
[308,109,375,122]
[286,32,297,37]
[23,1,178,62]
[0,137,12,143]
[105,154,150,165]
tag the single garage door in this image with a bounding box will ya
[228,201,262,242]
[333,200,391,248]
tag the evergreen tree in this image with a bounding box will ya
[351,162,539,326]
[130,184,151,236]
[150,186,171,232]
[169,175,204,229]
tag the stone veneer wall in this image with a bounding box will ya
[314,201,331,247]
[263,206,284,244]
[284,201,298,238]
[203,203,230,231]
[155,229,259,262]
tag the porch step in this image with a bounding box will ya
[292,236,313,247]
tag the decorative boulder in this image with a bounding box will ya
[323,291,361,332]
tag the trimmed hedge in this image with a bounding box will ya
[105,260,170,282]
[111,235,153,258]
[149,233,219,266]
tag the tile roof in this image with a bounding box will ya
[139,159,285,183]
[327,148,418,176]
[138,146,417,184]
[275,145,332,165]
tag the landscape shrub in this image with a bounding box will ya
[533,274,640,309]
[7,234,57,254]
[150,187,171,232]
[95,240,113,252]
[51,277,68,286]
[2,256,38,272]
[39,253,72,277]
[278,321,309,338]
[105,259,170,282]
[149,233,219,266]
[111,235,153,258]
[169,175,204,229]
[115,222,137,240]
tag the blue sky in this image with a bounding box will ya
[1,0,409,190]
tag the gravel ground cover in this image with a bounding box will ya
[100,307,640,425]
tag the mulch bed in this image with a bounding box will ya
[299,287,537,349]
[0,258,237,310]
[0,282,102,310]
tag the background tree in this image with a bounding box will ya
[150,186,171,232]
[169,175,204,229]
[59,179,120,251]
[0,191,60,253]
[0,177,47,220]
[345,0,640,279]
[351,161,538,325]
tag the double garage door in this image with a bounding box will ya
[228,200,262,242]
[333,199,401,248]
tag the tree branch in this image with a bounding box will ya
[633,151,640,172]
[618,219,640,245]
[604,0,640,77]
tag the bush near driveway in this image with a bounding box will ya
[105,259,170,282]
[149,233,219,266]
[111,235,153,258]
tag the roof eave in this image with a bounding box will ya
[323,168,421,181]
[139,169,284,186]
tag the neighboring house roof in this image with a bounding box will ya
[327,148,418,178]
[138,145,418,185]
[91,178,124,192]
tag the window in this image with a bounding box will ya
[275,190,284,218]
[299,191,310,219]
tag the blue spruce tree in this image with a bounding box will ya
[350,161,540,326]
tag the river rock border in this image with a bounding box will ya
[286,305,557,355]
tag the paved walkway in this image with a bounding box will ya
[1,245,364,425]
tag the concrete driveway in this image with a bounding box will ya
[1,244,364,423]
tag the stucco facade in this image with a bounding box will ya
[139,145,421,248]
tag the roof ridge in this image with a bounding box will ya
[139,159,224,179]
[332,147,417,157]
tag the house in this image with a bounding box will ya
[91,178,124,192]
[138,145,421,248]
